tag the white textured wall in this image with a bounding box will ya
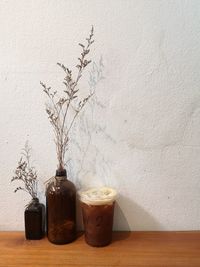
[1,0,200,231]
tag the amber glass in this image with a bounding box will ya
[46,169,76,244]
[81,201,115,247]
[24,198,45,240]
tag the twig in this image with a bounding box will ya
[41,26,95,170]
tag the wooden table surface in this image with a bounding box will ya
[0,231,200,267]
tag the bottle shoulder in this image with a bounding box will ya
[25,200,45,212]
[46,177,76,195]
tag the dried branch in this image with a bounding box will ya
[41,26,95,170]
[11,142,38,199]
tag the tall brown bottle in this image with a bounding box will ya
[46,169,76,244]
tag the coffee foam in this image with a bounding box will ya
[79,187,117,205]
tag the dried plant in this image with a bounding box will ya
[40,26,94,171]
[11,142,38,199]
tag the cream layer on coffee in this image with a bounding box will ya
[79,187,117,205]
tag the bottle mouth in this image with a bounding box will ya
[32,197,39,202]
[56,169,67,177]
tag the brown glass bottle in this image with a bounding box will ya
[24,198,45,240]
[46,169,76,244]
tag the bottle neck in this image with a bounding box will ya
[29,197,39,206]
[56,168,67,177]
[55,169,67,181]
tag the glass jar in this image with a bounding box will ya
[46,169,76,244]
[24,197,45,240]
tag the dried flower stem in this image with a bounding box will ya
[41,26,94,171]
[11,142,38,199]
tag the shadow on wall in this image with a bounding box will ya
[113,194,162,232]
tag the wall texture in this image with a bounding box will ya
[1,0,200,231]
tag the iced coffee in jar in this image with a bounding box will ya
[79,187,117,247]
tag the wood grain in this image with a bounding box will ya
[0,231,200,266]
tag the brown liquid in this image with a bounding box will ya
[46,176,76,244]
[81,202,115,247]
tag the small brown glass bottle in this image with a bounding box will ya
[46,169,76,244]
[24,198,45,240]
